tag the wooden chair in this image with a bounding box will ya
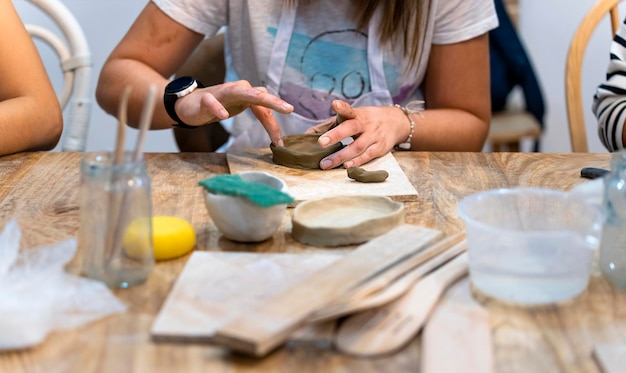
[487,111,542,152]
[25,0,92,152]
[566,0,622,152]
[486,0,544,152]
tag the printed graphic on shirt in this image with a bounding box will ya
[268,27,411,120]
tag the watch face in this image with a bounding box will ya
[166,76,195,94]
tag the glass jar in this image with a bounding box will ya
[78,152,154,288]
[599,152,626,289]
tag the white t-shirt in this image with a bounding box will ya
[153,0,497,129]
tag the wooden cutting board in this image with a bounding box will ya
[226,149,418,204]
[151,251,342,343]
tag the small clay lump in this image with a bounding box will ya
[347,167,389,183]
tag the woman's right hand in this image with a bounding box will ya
[96,2,293,146]
[175,80,293,146]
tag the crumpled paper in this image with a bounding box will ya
[0,219,127,350]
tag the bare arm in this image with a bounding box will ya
[0,0,63,156]
[96,2,204,129]
[96,2,292,146]
[417,33,491,151]
[308,34,491,169]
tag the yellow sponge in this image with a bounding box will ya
[124,216,196,261]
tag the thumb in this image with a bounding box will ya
[332,100,357,122]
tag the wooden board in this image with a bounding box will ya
[593,344,626,373]
[226,149,418,203]
[151,251,342,342]
[212,224,443,356]
[421,278,494,373]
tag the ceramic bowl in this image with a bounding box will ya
[203,171,289,242]
[291,195,405,247]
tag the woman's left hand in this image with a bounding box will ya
[305,100,410,170]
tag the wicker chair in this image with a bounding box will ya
[25,0,92,151]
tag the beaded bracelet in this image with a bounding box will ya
[393,100,425,150]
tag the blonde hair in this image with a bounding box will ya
[286,0,431,71]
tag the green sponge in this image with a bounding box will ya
[199,174,294,207]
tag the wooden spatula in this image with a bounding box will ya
[421,278,493,373]
[309,239,466,323]
[593,344,626,373]
[335,233,465,303]
[334,252,468,357]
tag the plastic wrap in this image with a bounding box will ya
[0,219,126,350]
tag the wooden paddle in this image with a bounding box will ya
[212,224,443,356]
[334,252,469,357]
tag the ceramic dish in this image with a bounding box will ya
[203,171,289,242]
[291,195,405,247]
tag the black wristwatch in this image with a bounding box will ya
[164,76,205,129]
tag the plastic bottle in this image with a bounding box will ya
[599,152,626,289]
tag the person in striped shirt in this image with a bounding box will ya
[593,19,626,152]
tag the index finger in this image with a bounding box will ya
[250,104,284,146]
[249,86,294,114]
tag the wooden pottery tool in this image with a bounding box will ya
[593,344,626,373]
[334,252,469,357]
[421,278,493,373]
[113,87,131,164]
[104,87,131,266]
[308,238,466,323]
[133,84,157,161]
[107,85,157,262]
[335,233,465,302]
[212,224,443,357]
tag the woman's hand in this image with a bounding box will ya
[175,81,293,147]
[305,100,410,170]
[96,2,295,145]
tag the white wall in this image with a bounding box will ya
[15,0,179,153]
[519,0,626,153]
[15,0,624,153]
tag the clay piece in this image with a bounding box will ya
[270,134,343,170]
[347,167,389,183]
[291,195,405,247]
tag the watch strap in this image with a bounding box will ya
[164,77,205,129]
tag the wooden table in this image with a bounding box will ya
[0,151,619,373]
